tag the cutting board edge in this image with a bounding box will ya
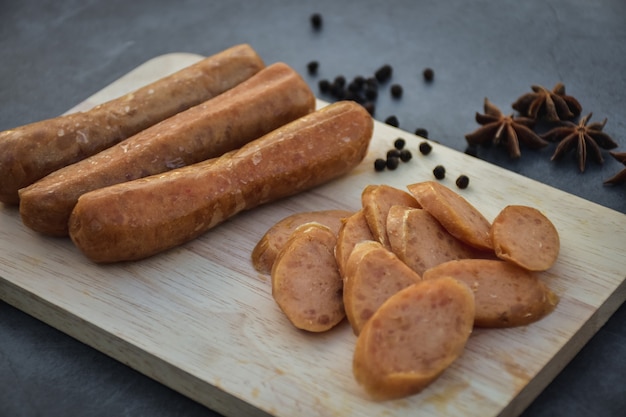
[0,277,275,417]
[500,275,626,417]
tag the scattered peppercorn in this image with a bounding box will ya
[375,64,393,83]
[394,137,406,150]
[343,90,362,104]
[365,77,378,89]
[390,84,403,98]
[334,75,346,88]
[347,80,361,93]
[400,149,413,162]
[351,76,365,89]
[318,79,330,93]
[364,86,378,100]
[385,115,399,127]
[415,127,429,138]
[311,13,322,30]
[433,165,446,179]
[419,141,432,155]
[374,158,387,171]
[387,149,401,159]
[386,156,400,170]
[362,101,375,115]
[307,61,319,75]
[330,79,346,99]
[423,68,434,82]
[456,175,470,189]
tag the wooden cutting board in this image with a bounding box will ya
[1,53,625,417]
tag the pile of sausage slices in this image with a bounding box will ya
[252,180,560,401]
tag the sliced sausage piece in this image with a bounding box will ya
[271,223,344,332]
[361,184,421,249]
[0,44,265,205]
[343,240,421,335]
[252,209,352,274]
[386,205,479,276]
[422,259,559,327]
[490,205,560,271]
[353,276,475,401]
[20,62,315,236]
[407,181,493,251]
[335,209,375,280]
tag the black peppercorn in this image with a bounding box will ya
[311,13,322,30]
[390,84,403,98]
[375,64,393,83]
[400,149,412,162]
[419,141,432,155]
[385,115,399,127]
[365,77,378,89]
[318,79,331,93]
[364,86,378,100]
[456,175,470,189]
[334,75,346,88]
[330,85,345,100]
[415,127,429,138]
[362,101,375,115]
[386,156,400,170]
[307,61,319,75]
[433,165,446,179]
[343,90,364,104]
[374,158,387,171]
[347,80,361,93]
[352,76,365,88]
[394,138,406,150]
[387,149,401,159]
[423,68,434,82]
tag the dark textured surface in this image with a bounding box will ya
[1,0,625,416]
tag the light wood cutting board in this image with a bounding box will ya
[1,53,625,417]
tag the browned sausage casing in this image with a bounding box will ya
[69,101,373,263]
[19,62,315,236]
[0,44,265,205]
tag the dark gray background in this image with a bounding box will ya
[1,0,625,416]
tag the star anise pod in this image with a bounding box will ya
[465,98,549,158]
[512,83,582,122]
[543,113,618,172]
[604,151,626,185]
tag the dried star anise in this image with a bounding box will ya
[465,98,548,158]
[543,113,618,172]
[512,83,582,122]
[604,151,626,185]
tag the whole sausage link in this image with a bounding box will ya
[0,44,265,204]
[19,62,315,236]
[69,101,373,263]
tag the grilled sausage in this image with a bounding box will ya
[0,44,264,205]
[69,101,373,263]
[19,62,315,236]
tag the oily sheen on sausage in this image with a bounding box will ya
[0,44,264,205]
[69,101,373,263]
[19,62,315,236]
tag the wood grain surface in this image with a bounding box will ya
[1,53,625,417]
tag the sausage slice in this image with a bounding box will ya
[353,276,475,400]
